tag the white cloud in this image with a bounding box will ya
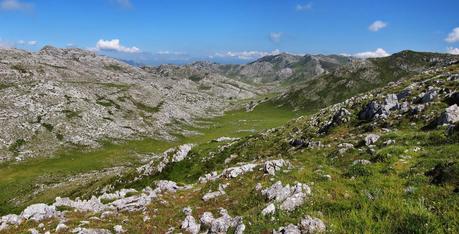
[214,49,281,60]
[95,39,140,53]
[447,47,459,55]
[354,48,390,58]
[269,32,282,43]
[296,2,312,11]
[369,20,387,32]
[0,0,32,11]
[445,27,459,43]
[17,40,37,46]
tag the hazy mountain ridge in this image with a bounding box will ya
[146,53,353,84]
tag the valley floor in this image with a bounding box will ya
[0,102,300,216]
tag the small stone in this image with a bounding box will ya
[114,225,125,233]
[56,223,68,232]
[299,215,326,233]
[352,159,371,165]
[365,134,380,145]
[261,203,276,216]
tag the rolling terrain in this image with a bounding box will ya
[0,48,458,233]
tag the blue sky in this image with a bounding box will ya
[1,0,459,64]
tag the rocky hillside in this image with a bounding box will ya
[150,53,352,84]
[1,55,458,233]
[276,50,459,111]
[0,46,265,161]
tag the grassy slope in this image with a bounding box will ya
[0,102,299,216]
[11,64,455,233]
[276,51,459,112]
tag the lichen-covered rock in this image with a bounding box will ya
[1,214,23,225]
[71,227,113,234]
[202,190,225,202]
[337,143,354,154]
[198,171,219,183]
[113,225,125,233]
[353,159,371,165]
[199,208,244,234]
[221,163,258,178]
[364,134,380,145]
[261,181,311,212]
[264,159,290,175]
[319,108,351,133]
[299,216,326,233]
[261,203,276,216]
[56,223,68,232]
[273,224,301,234]
[181,207,200,234]
[54,196,108,213]
[382,94,399,113]
[21,203,58,222]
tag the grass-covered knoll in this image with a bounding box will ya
[0,102,298,216]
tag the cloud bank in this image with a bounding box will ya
[354,48,390,58]
[95,39,140,53]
